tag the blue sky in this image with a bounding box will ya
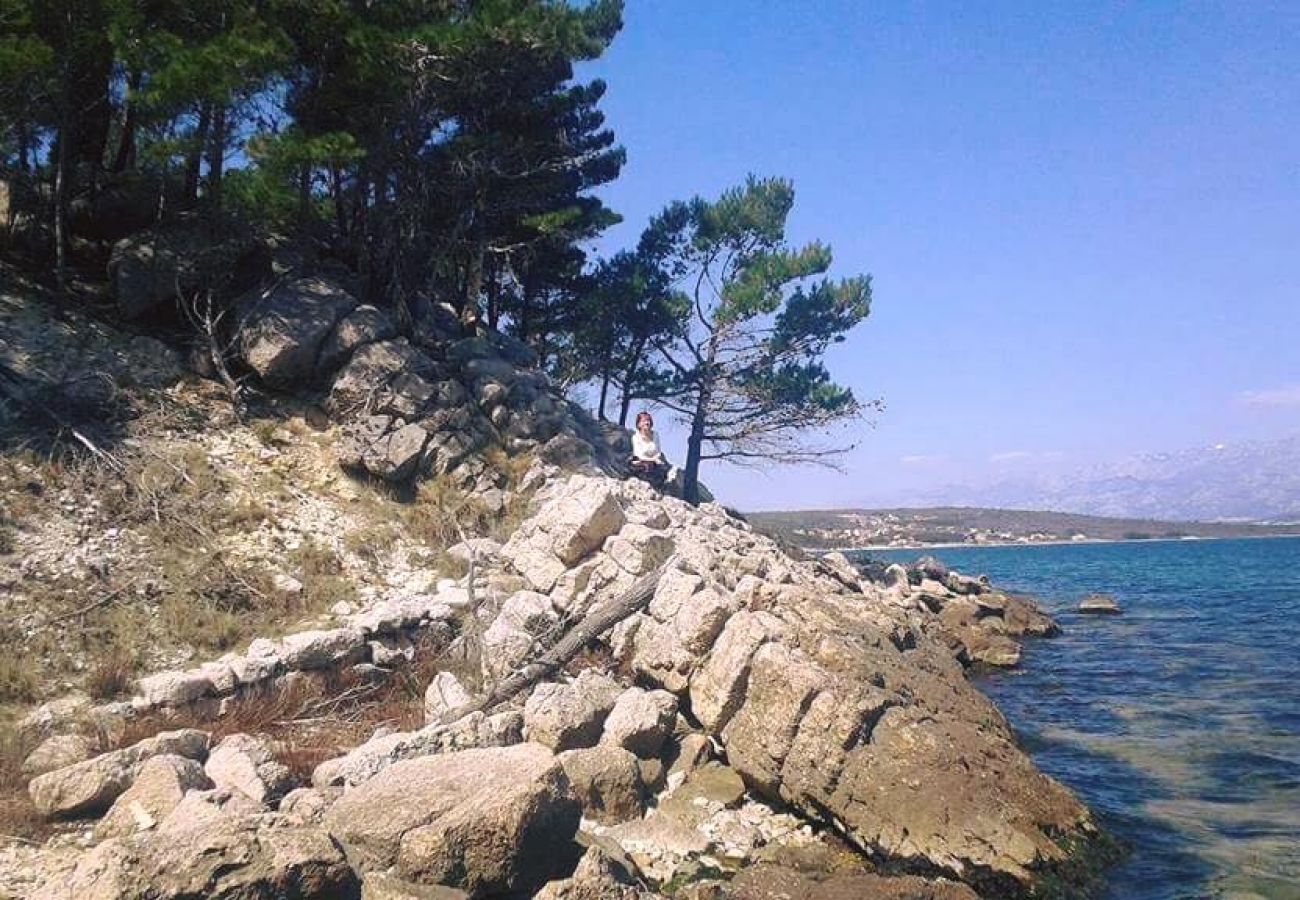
[579,1,1299,510]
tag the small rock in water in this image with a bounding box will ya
[1078,594,1121,614]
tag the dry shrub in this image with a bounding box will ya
[0,655,39,704]
[112,629,459,788]
[343,523,401,567]
[291,539,356,610]
[405,476,492,547]
[483,447,534,491]
[86,645,138,701]
[0,722,47,842]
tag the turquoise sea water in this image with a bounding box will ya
[865,537,1300,900]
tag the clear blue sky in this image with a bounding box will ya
[579,1,1300,510]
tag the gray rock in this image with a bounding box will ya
[324,743,579,897]
[601,688,678,759]
[312,711,522,788]
[1079,594,1121,614]
[21,733,95,779]
[279,786,339,824]
[362,872,470,899]
[481,592,558,681]
[36,795,360,899]
[558,744,644,825]
[136,669,215,707]
[204,733,295,805]
[237,276,358,388]
[363,421,429,482]
[95,754,211,839]
[522,670,622,751]
[29,728,209,818]
[424,672,473,725]
[279,628,367,670]
[329,338,435,415]
[319,304,398,372]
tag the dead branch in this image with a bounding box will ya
[43,580,137,626]
[438,555,676,726]
[0,361,125,474]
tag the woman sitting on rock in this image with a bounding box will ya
[629,411,673,489]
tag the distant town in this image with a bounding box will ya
[745,507,1300,551]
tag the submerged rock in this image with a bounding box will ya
[1079,594,1122,614]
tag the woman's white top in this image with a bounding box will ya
[632,429,664,462]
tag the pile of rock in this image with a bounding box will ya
[11,461,1106,897]
[18,583,467,770]
[232,275,616,491]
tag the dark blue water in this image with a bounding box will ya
[866,537,1300,900]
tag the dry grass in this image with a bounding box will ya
[0,722,47,842]
[0,629,464,842]
[343,522,402,567]
[0,654,40,705]
[114,630,454,784]
[0,442,363,706]
[86,647,137,701]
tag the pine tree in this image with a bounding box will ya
[644,176,877,504]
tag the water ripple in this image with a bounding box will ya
[868,537,1300,899]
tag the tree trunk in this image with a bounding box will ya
[682,389,708,505]
[486,257,500,331]
[52,119,70,298]
[205,104,227,211]
[597,373,610,422]
[463,234,485,332]
[184,103,211,207]
[297,163,311,223]
[617,337,647,428]
[682,342,717,505]
[331,165,347,237]
[17,118,31,173]
[110,69,143,173]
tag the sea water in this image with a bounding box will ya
[864,537,1300,900]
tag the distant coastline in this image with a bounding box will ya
[746,505,1300,553]
[828,532,1300,554]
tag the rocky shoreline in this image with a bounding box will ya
[0,275,1113,898]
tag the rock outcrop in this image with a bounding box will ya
[28,729,209,818]
[35,794,359,900]
[3,302,1107,900]
[324,743,580,897]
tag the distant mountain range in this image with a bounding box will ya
[909,435,1300,522]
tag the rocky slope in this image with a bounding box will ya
[0,271,1112,899]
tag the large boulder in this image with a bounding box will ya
[600,688,678,759]
[557,744,644,825]
[278,627,367,670]
[237,276,359,388]
[35,794,360,899]
[312,712,522,789]
[329,338,436,416]
[29,728,209,818]
[424,672,474,725]
[94,754,211,839]
[481,592,559,682]
[319,303,398,372]
[21,733,95,779]
[110,222,268,320]
[204,733,295,806]
[324,743,580,897]
[522,670,622,751]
